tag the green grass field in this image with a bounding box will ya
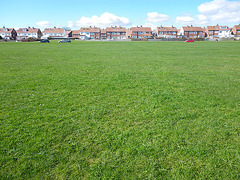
[1,41,240,179]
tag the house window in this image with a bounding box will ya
[194,32,197,34]
[112,32,115,35]
[219,31,222,33]
[138,32,141,34]
[90,32,94,35]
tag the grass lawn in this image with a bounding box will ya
[0,40,240,179]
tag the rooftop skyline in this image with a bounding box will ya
[1,0,240,30]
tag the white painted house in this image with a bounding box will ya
[41,27,66,39]
[16,27,42,40]
[0,27,17,40]
[218,26,233,38]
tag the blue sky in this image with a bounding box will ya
[1,0,240,29]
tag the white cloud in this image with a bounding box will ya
[176,16,194,24]
[36,21,52,27]
[146,12,170,23]
[197,0,240,24]
[142,23,158,30]
[68,12,131,28]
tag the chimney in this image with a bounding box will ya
[141,25,142,27]
[172,25,174,28]
[54,26,56,28]
[191,25,193,27]
[217,24,219,26]
[3,26,5,28]
[160,25,162,28]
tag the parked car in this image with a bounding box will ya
[185,39,194,42]
[58,39,71,43]
[39,39,49,43]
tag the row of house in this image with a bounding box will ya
[1,24,240,40]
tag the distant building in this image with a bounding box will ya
[232,24,240,37]
[206,25,233,38]
[16,27,41,40]
[0,27,17,40]
[156,26,177,38]
[65,30,72,37]
[130,26,153,39]
[100,29,107,39]
[41,27,66,39]
[105,26,126,40]
[180,25,205,38]
[72,30,81,39]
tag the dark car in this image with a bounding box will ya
[58,39,71,43]
[39,39,49,43]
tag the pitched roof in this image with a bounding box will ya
[0,28,14,33]
[80,27,100,32]
[42,27,65,34]
[65,30,72,35]
[101,29,106,33]
[233,24,240,30]
[157,26,177,31]
[72,30,81,34]
[17,27,40,33]
[182,26,204,32]
[106,26,126,32]
[130,26,152,32]
[206,25,230,31]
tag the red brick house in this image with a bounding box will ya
[156,26,177,38]
[232,24,240,37]
[180,25,205,38]
[100,29,107,39]
[130,26,153,39]
[105,26,126,40]
[80,27,101,40]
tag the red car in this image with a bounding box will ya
[185,39,194,42]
